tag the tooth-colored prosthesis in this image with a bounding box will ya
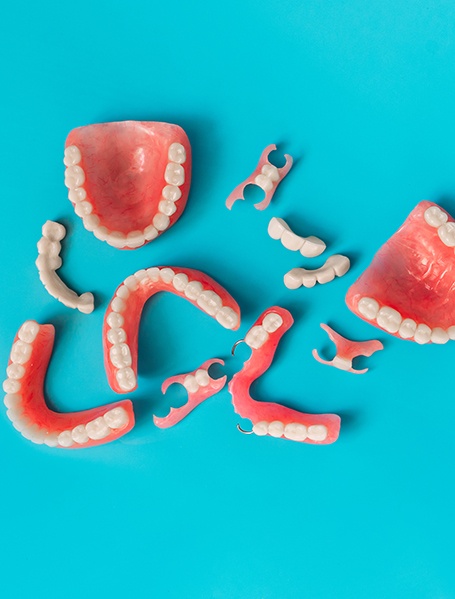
[35,220,94,314]
[284,255,350,289]
[268,217,326,258]
[346,201,455,344]
[3,321,134,448]
[103,267,241,394]
[312,323,384,375]
[64,121,191,249]
[153,359,227,428]
[229,307,341,444]
[225,144,293,211]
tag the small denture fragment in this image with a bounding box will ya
[268,217,326,258]
[36,220,95,314]
[225,144,293,211]
[284,255,350,289]
[312,323,384,375]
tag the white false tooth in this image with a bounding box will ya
[22,424,46,444]
[72,425,89,444]
[3,379,20,394]
[268,421,284,438]
[64,145,82,167]
[424,206,448,228]
[10,341,32,365]
[165,163,185,186]
[431,327,449,344]
[126,231,145,248]
[300,236,326,258]
[18,321,39,344]
[107,328,127,345]
[6,406,23,422]
[83,214,100,233]
[183,375,199,394]
[153,213,170,232]
[281,230,304,252]
[358,297,380,320]
[75,201,93,217]
[307,424,328,441]
[43,433,59,447]
[103,407,129,429]
[414,324,432,345]
[284,423,308,441]
[116,367,136,391]
[447,326,455,340]
[326,255,350,277]
[254,174,273,192]
[262,312,283,333]
[245,326,269,349]
[261,164,280,181]
[65,165,85,189]
[6,363,25,380]
[12,416,30,434]
[160,268,175,284]
[134,269,148,282]
[172,273,189,292]
[58,430,74,447]
[116,285,130,300]
[197,291,222,316]
[185,281,204,301]
[111,297,126,313]
[4,393,21,409]
[107,232,127,249]
[398,318,417,339]
[316,267,336,285]
[284,268,303,290]
[162,185,182,202]
[252,421,269,436]
[68,188,87,203]
[47,255,63,271]
[86,417,111,440]
[267,217,288,240]
[144,225,159,241]
[438,222,455,247]
[376,307,402,333]
[107,312,124,329]
[110,344,132,368]
[146,267,161,282]
[124,275,139,291]
[300,271,317,288]
[93,226,110,242]
[215,306,239,330]
[168,142,186,164]
[159,199,177,216]
[195,369,210,387]
[332,356,352,371]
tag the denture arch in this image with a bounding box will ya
[103,267,241,394]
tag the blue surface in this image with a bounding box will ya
[1,1,455,597]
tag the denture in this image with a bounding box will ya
[225,144,292,211]
[3,321,134,448]
[229,307,341,444]
[312,324,383,374]
[64,121,191,249]
[268,216,326,258]
[103,267,241,394]
[346,201,455,344]
[153,358,227,428]
[284,255,350,289]
[36,220,95,314]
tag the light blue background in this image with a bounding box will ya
[1,1,454,597]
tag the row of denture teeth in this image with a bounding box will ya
[55,407,129,448]
[252,420,328,441]
[182,369,212,393]
[63,143,186,248]
[244,312,284,349]
[254,163,280,192]
[36,221,66,271]
[357,297,454,344]
[424,205,455,248]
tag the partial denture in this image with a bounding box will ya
[64,121,191,249]
[35,220,94,314]
[312,323,383,374]
[284,255,350,289]
[268,217,326,258]
[3,321,134,448]
[229,307,341,444]
[225,144,293,211]
[103,267,241,394]
[346,201,455,343]
[153,359,227,428]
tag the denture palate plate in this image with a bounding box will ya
[225,144,293,211]
[229,307,341,444]
[35,220,94,314]
[268,217,326,258]
[153,359,227,428]
[3,321,134,447]
[103,267,241,394]
[284,255,350,289]
[64,121,191,249]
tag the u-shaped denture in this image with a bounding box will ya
[3,321,134,447]
[153,358,227,428]
[284,255,350,289]
[64,121,191,249]
[229,307,341,444]
[35,220,94,314]
[268,217,326,257]
[225,144,293,211]
[103,267,241,394]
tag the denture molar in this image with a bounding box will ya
[268,217,326,258]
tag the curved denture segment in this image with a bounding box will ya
[64,121,191,249]
[153,358,227,428]
[103,267,241,394]
[229,307,341,444]
[346,201,455,344]
[268,217,326,258]
[225,144,293,211]
[3,321,134,448]
[284,255,350,289]
[312,324,383,374]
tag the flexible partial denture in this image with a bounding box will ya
[153,359,227,428]
[229,307,341,444]
[268,217,326,258]
[35,220,94,314]
[225,144,293,211]
[346,201,455,344]
[312,324,383,374]
[3,321,134,448]
[64,121,191,249]
[284,255,350,289]
[103,267,241,394]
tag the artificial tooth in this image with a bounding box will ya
[64,165,85,189]
[6,406,23,422]
[358,297,380,320]
[245,326,269,349]
[3,393,21,409]
[116,367,136,391]
[262,312,283,333]
[18,321,39,344]
[107,312,124,329]
[103,407,129,429]
[332,356,352,371]
[268,421,284,438]
[447,326,455,340]
[83,214,100,232]
[430,327,449,344]
[6,363,25,380]
[168,142,186,164]
[86,417,111,440]
[110,344,132,368]
[165,163,185,186]
[153,213,170,231]
[284,268,304,290]
[252,421,269,436]
[195,369,210,387]
[301,236,326,258]
[414,324,432,344]
[10,340,32,365]
[376,307,402,333]
[22,424,46,444]
[2,379,20,394]
[424,206,448,228]
[326,255,350,277]
[43,433,59,447]
[172,273,189,292]
[215,306,239,329]
[107,328,127,345]
[300,272,317,288]
[63,145,82,166]
[254,174,273,192]
[124,275,139,291]
[58,430,74,447]
[261,164,279,181]
[134,269,148,282]
[284,423,308,441]
[160,268,175,284]
[197,290,222,316]
[185,281,204,301]
[162,185,182,202]
[316,267,335,285]
[74,201,93,217]
[144,225,158,241]
[267,217,287,240]
[116,285,130,300]
[146,267,161,281]
[126,231,145,248]
[307,424,328,441]
[47,255,63,271]
[111,297,126,313]
[437,222,455,247]
[107,232,127,249]
[398,318,417,339]
[183,375,199,394]
[159,199,177,216]
[281,230,304,252]
[68,187,87,203]
[72,425,89,444]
